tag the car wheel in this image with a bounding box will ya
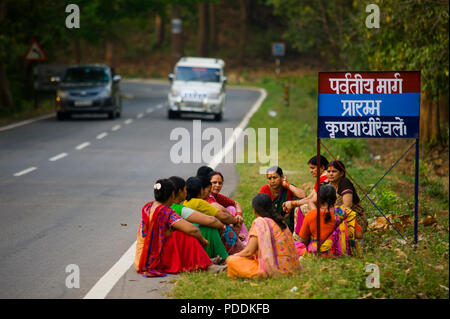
[108,111,116,120]
[168,110,179,119]
[57,112,66,121]
[116,111,121,118]
[214,111,222,121]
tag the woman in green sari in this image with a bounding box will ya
[169,176,229,261]
[258,166,306,233]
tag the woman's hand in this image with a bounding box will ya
[281,177,290,189]
[282,200,295,213]
[201,238,209,247]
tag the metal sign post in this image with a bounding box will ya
[317,71,421,251]
[25,39,47,109]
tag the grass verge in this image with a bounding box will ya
[0,94,55,127]
[169,74,449,299]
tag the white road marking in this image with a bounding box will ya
[13,167,37,177]
[208,88,267,170]
[75,142,90,150]
[124,119,133,125]
[0,113,55,132]
[146,109,153,114]
[49,153,68,161]
[136,113,144,119]
[97,132,108,139]
[83,87,267,299]
[83,241,136,299]
[156,104,163,109]
[111,125,121,131]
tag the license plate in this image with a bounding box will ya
[74,100,92,106]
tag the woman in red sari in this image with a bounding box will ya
[134,179,224,277]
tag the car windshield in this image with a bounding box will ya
[176,66,221,82]
[63,67,110,83]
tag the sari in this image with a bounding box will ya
[296,206,360,257]
[134,202,211,277]
[336,193,368,233]
[207,193,249,244]
[170,203,229,260]
[226,217,302,278]
[259,184,295,233]
[186,197,244,255]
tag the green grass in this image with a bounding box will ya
[0,94,55,127]
[169,74,449,299]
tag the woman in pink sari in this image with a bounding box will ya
[226,193,302,278]
[207,170,249,244]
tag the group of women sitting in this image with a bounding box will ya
[134,157,368,279]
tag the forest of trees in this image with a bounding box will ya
[0,0,448,145]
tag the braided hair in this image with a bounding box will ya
[318,184,337,223]
[252,193,287,230]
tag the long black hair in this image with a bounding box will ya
[196,165,214,177]
[169,176,185,195]
[328,160,346,177]
[208,170,224,182]
[318,184,337,223]
[153,179,175,203]
[185,176,203,201]
[308,155,329,170]
[252,193,287,230]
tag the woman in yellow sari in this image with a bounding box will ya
[226,193,302,279]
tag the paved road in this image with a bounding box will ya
[0,79,261,299]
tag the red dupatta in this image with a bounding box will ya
[137,202,171,277]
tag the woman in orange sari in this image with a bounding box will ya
[297,185,363,257]
[226,193,302,279]
[134,179,225,277]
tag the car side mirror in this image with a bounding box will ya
[51,76,60,83]
[222,76,227,84]
[168,73,174,82]
[113,75,121,82]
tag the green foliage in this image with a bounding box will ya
[371,188,401,213]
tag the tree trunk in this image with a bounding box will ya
[430,90,442,146]
[420,91,432,143]
[74,38,82,63]
[238,0,249,63]
[171,5,183,59]
[209,2,217,52]
[0,0,14,111]
[154,13,165,49]
[105,40,115,67]
[439,91,449,125]
[197,2,209,57]
[0,63,14,111]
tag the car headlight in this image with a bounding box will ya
[98,89,112,98]
[57,90,68,99]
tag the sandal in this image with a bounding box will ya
[208,264,228,273]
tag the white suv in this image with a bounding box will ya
[168,57,227,121]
